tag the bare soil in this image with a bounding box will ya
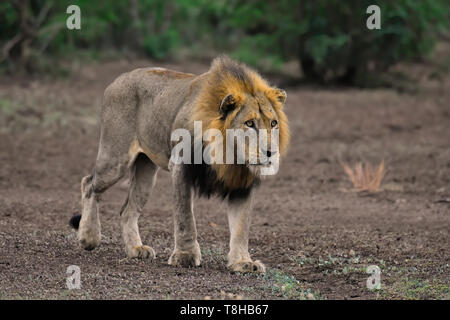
[0,56,449,300]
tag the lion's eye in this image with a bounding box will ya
[245,120,254,127]
[271,120,278,127]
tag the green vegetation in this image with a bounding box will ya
[242,268,322,299]
[0,97,21,115]
[381,277,450,300]
[261,269,322,300]
[289,253,450,299]
[1,0,449,84]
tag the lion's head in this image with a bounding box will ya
[187,56,290,200]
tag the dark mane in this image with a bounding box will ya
[182,142,260,201]
[182,163,259,201]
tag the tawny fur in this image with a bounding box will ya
[71,56,290,274]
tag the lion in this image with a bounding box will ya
[69,56,289,273]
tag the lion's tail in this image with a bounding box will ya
[69,214,81,230]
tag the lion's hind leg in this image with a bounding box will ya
[75,151,129,250]
[120,153,158,259]
[72,81,140,251]
[77,174,101,250]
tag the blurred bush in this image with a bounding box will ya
[227,0,449,84]
[0,0,449,84]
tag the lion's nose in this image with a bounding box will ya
[266,150,277,158]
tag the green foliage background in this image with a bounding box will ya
[0,0,449,84]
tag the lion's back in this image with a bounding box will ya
[99,66,200,168]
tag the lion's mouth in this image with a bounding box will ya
[247,162,271,175]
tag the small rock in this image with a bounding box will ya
[383,183,404,192]
[436,187,446,194]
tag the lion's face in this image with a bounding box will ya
[219,91,286,175]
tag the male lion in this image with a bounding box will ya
[69,56,289,273]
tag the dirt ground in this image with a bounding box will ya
[0,53,449,300]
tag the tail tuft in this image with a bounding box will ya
[69,214,81,230]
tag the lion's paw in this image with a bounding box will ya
[168,249,201,267]
[128,245,156,259]
[228,260,266,274]
[78,231,101,251]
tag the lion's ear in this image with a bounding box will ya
[267,88,287,106]
[276,89,287,104]
[219,93,237,116]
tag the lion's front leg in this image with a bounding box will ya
[168,164,201,267]
[227,193,265,274]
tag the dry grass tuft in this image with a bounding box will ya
[342,161,386,192]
